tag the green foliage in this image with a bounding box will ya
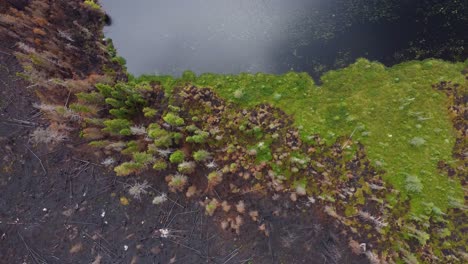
[248,141,272,163]
[154,135,172,148]
[193,150,211,161]
[143,107,157,117]
[88,140,110,147]
[163,112,185,126]
[114,161,141,176]
[84,0,100,10]
[76,91,104,104]
[186,130,209,143]
[169,150,185,164]
[404,225,430,245]
[147,124,164,138]
[121,140,140,155]
[153,159,167,171]
[112,56,126,66]
[69,103,93,113]
[405,175,423,194]
[105,38,126,68]
[102,118,131,135]
[99,82,150,118]
[113,152,153,176]
[185,124,199,132]
[168,105,181,112]
[147,123,173,147]
[409,137,426,147]
[181,70,196,81]
[95,83,113,97]
[105,97,124,108]
[132,152,154,165]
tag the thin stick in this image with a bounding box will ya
[165,210,199,228]
[18,232,48,264]
[222,247,241,264]
[26,83,40,89]
[71,157,102,167]
[341,127,358,150]
[64,89,71,107]
[65,221,98,226]
[163,199,178,227]
[6,118,37,126]
[24,144,47,175]
[0,50,12,56]
[166,239,203,256]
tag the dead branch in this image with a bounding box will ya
[24,144,47,175]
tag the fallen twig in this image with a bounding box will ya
[6,118,37,126]
[18,232,48,264]
[341,126,358,150]
[24,144,47,175]
[0,50,12,56]
[71,157,102,167]
[165,209,199,228]
[64,89,71,107]
[166,238,204,256]
[222,246,241,264]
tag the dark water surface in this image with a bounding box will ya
[101,0,467,79]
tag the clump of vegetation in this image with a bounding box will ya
[143,107,157,117]
[205,198,219,216]
[193,150,211,161]
[114,152,154,176]
[152,159,167,171]
[152,193,167,205]
[186,130,209,143]
[409,137,426,147]
[207,171,223,190]
[167,173,188,192]
[127,180,151,200]
[163,112,184,126]
[83,0,100,10]
[169,150,185,164]
[178,161,196,174]
[30,126,68,145]
[405,174,423,194]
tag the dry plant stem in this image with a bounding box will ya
[18,232,48,264]
[64,89,71,107]
[24,144,47,175]
[71,157,102,167]
[5,118,37,126]
[148,185,184,208]
[222,246,241,264]
[341,126,357,150]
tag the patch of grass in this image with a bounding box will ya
[138,59,466,214]
[83,0,100,10]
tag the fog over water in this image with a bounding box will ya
[100,0,467,78]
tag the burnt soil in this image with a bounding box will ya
[0,25,369,264]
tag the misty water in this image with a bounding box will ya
[100,0,467,79]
